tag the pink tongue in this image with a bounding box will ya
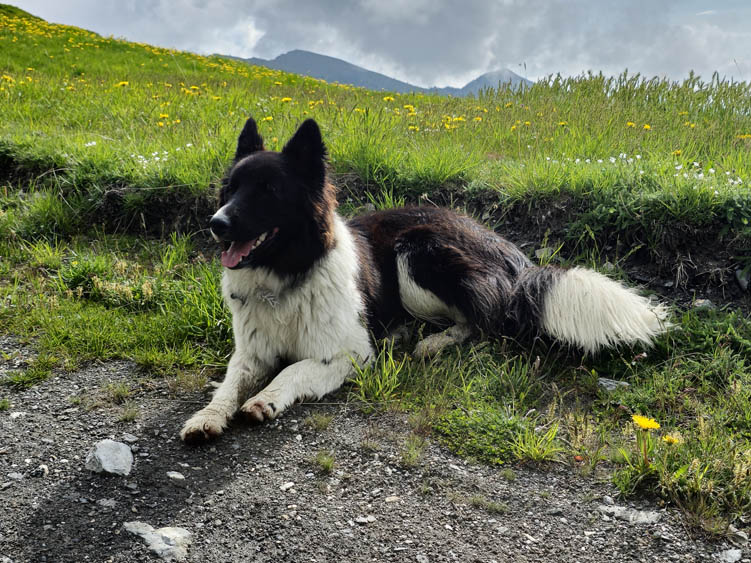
[221,240,255,268]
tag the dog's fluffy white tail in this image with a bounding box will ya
[541,267,670,354]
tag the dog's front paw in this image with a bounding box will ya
[239,393,279,423]
[180,409,229,444]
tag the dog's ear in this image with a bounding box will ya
[234,117,265,161]
[282,119,326,181]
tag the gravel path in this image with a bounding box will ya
[0,337,745,562]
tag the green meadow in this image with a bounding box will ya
[1,4,751,533]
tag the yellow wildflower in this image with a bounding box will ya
[662,435,680,445]
[280,97,292,103]
[504,102,513,108]
[474,116,483,122]
[672,149,682,156]
[115,81,128,87]
[632,414,660,431]
[159,113,169,119]
[262,116,273,121]
[558,121,568,126]
[643,124,651,130]
[157,121,164,127]
[383,95,395,102]
[626,121,636,128]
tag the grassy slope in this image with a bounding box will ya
[1,5,751,532]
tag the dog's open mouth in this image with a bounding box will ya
[220,228,279,269]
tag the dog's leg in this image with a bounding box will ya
[239,354,356,422]
[180,354,270,443]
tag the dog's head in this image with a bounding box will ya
[210,117,335,274]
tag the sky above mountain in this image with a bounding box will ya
[12,0,751,88]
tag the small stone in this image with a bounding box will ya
[354,515,375,525]
[295,434,302,442]
[98,498,117,508]
[416,554,430,563]
[370,488,382,497]
[717,549,742,563]
[535,247,554,261]
[8,472,24,480]
[167,471,185,481]
[598,378,629,392]
[602,495,615,505]
[736,269,750,292]
[122,433,139,443]
[124,521,191,561]
[9,411,26,419]
[385,496,400,503]
[85,440,133,476]
[280,482,295,492]
[598,504,661,524]
[692,299,716,310]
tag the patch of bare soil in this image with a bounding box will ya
[0,338,742,562]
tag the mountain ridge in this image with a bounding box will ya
[240,49,532,96]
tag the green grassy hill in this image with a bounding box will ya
[1,5,751,532]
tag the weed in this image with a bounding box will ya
[349,339,405,412]
[313,450,335,474]
[400,434,427,468]
[102,382,132,404]
[0,398,9,411]
[118,401,140,422]
[468,495,509,515]
[304,412,334,432]
[511,422,564,463]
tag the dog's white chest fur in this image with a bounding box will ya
[221,215,372,366]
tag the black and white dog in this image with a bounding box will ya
[180,117,669,443]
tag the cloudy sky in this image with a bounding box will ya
[13,0,751,87]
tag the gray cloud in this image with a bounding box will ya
[13,0,751,86]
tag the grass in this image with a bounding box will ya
[312,450,335,474]
[1,4,750,535]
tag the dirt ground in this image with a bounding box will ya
[0,336,746,563]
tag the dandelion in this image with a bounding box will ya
[383,95,395,102]
[626,121,636,128]
[672,149,682,156]
[632,414,660,431]
[159,113,169,119]
[643,124,651,130]
[474,116,482,122]
[558,121,568,127]
[157,122,164,127]
[663,435,680,445]
[115,81,129,87]
[408,125,419,131]
[262,116,273,122]
[280,97,292,103]
[504,102,513,108]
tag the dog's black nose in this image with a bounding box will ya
[209,213,231,238]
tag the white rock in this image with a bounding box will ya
[166,471,185,481]
[7,472,23,480]
[121,433,139,443]
[124,521,191,561]
[280,481,295,492]
[717,549,742,563]
[598,504,661,524]
[9,411,26,419]
[98,498,117,508]
[597,378,630,392]
[385,495,400,503]
[85,440,133,476]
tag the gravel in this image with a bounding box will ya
[0,336,747,562]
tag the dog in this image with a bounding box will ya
[180,117,669,443]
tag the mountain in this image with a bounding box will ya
[240,49,532,96]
